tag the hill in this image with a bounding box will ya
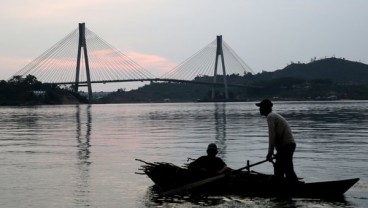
[248,57,368,84]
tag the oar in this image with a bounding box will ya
[161,159,270,196]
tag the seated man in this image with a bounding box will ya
[188,143,231,176]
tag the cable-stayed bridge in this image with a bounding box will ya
[13,23,253,101]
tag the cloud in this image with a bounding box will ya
[1,49,178,82]
[0,56,32,80]
[88,49,178,76]
[125,51,178,76]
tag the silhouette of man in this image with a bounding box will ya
[188,143,230,176]
[256,99,299,183]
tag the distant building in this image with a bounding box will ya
[32,90,46,96]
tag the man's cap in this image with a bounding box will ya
[207,143,218,151]
[255,99,273,108]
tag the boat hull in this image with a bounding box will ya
[137,160,359,198]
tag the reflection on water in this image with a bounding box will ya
[144,187,225,207]
[0,101,367,207]
[214,103,227,158]
[76,105,92,161]
[74,105,92,207]
[143,188,353,208]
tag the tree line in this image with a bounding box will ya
[100,57,368,102]
[0,75,87,105]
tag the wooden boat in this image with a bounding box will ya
[136,159,359,199]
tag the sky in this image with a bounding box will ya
[1,0,368,91]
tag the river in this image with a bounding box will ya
[0,101,367,207]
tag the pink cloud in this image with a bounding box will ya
[4,49,178,82]
[0,56,32,80]
[126,51,178,76]
[88,49,178,76]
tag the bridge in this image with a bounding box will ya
[13,23,254,101]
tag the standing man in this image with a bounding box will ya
[256,99,299,184]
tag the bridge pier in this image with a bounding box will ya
[75,23,93,101]
[211,35,229,100]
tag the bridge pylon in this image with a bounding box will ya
[75,23,93,101]
[211,35,229,100]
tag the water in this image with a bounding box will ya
[0,101,367,207]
